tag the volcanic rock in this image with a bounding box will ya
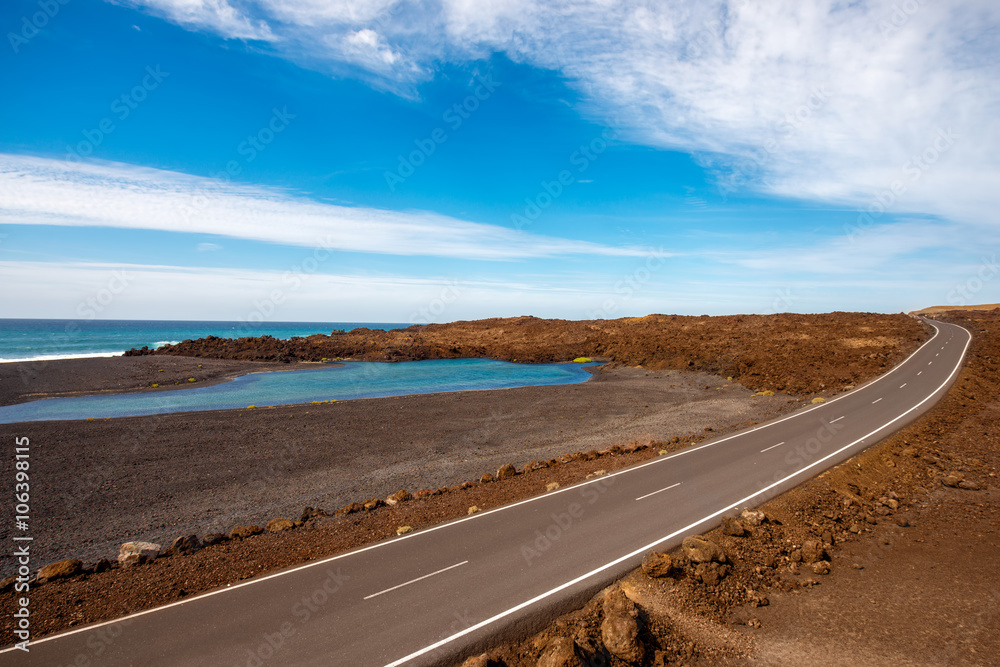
[641,552,674,578]
[496,464,517,480]
[118,541,161,565]
[721,516,746,536]
[537,636,581,667]
[266,519,295,532]
[36,559,83,584]
[228,525,264,540]
[682,535,726,563]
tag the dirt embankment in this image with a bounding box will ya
[461,309,1000,666]
[132,312,927,396]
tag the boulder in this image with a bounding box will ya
[202,532,227,546]
[362,498,385,511]
[601,587,642,663]
[496,464,517,480]
[120,554,149,569]
[740,509,766,526]
[480,473,494,484]
[386,489,412,505]
[641,552,674,578]
[93,558,112,573]
[537,636,581,667]
[36,559,83,584]
[300,506,327,521]
[267,518,295,532]
[801,539,827,564]
[336,502,364,516]
[228,525,264,540]
[118,541,161,565]
[546,482,561,492]
[603,585,637,618]
[942,473,964,488]
[682,535,726,563]
[721,516,745,536]
[460,655,490,667]
[171,535,201,554]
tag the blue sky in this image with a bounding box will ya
[1,0,998,323]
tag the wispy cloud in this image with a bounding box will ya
[116,0,1000,228]
[111,0,274,40]
[0,260,668,321]
[719,220,976,275]
[0,154,647,260]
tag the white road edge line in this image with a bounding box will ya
[830,416,845,423]
[1,321,953,654]
[635,482,681,501]
[363,561,468,601]
[872,398,883,404]
[381,320,970,667]
[759,441,786,453]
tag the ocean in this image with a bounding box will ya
[0,319,411,363]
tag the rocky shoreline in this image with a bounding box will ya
[131,312,927,396]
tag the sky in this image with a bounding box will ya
[1,0,998,324]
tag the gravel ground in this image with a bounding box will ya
[0,363,792,573]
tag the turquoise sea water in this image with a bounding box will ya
[0,359,598,424]
[0,319,410,362]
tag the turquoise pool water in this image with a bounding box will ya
[0,358,598,424]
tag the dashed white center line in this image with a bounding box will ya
[363,561,469,600]
[918,371,923,376]
[760,441,786,453]
[830,416,845,423]
[928,361,933,365]
[635,482,681,501]
[936,353,940,357]
[900,383,907,388]
[872,398,883,404]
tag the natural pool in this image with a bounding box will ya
[0,358,599,424]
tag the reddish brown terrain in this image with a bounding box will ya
[6,309,995,664]
[136,312,925,395]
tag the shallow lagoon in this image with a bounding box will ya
[0,358,598,424]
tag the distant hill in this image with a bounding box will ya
[911,303,1000,315]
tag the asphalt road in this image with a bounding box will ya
[3,318,970,667]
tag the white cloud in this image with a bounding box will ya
[113,0,274,40]
[0,260,672,321]
[117,0,1000,229]
[0,154,647,260]
[720,220,973,275]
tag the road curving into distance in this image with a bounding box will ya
[3,317,970,666]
